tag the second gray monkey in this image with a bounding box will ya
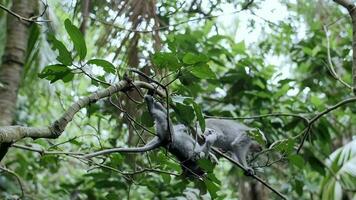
[202,119,262,175]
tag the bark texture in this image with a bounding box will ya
[0,0,38,161]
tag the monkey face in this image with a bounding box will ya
[203,128,218,143]
[249,141,262,152]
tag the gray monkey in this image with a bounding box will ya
[202,119,262,175]
[145,95,217,177]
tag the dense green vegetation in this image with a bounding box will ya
[0,0,355,199]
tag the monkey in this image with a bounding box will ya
[145,95,218,177]
[201,119,262,175]
[85,95,217,177]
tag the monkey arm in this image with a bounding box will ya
[83,137,162,158]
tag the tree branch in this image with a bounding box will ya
[0,80,163,143]
[334,0,356,94]
[297,97,356,153]
[212,148,287,200]
[0,3,50,23]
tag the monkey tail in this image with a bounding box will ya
[84,137,162,159]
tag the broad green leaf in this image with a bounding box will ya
[288,154,304,168]
[87,59,116,74]
[174,103,195,125]
[152,52,180,70]
[141,111,154,127]
[38,64,74,83]
[190,63,216,79]
[204,179,220,199]
[182,53,209,64]
[48,34,72,66]
[198,159,214,172]
[321,139,356,200]
[64,18,87,60]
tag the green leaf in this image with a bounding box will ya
[87,104,100,117]
[48,34,72,66]
[204,179,220,199]
[87,59,116,74]
[161,173,171,184]
[174,103,195,125]
[152,52,181,70]
[110,154,124,167]
[64,18,87,60]
[38,64,74,83]
[198,159,214,172]
[192,102,205,133]
[232,41,246,54]
[190,63,216,79]
[183,53,209,65]
[288,154,304,168]
[141,111,154,127]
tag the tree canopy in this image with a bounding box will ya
[0,0,355,199]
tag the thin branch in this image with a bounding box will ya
[0,3,50,23]
[12,144,84,156]
[82,137,162,159]
[205,113,310,124]
[333,0,356,94]
[323,25,352,89]
[297,97,356,153]
[123,168,180,176]
[0,165,25,198]
[212,148,287,199]
[91,1,253,33]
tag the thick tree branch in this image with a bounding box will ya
[334,0,356,94]
[0,80,164,143]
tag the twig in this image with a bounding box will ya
[91,1,253,33]
[333,0,356,94]
[12,144,84,156]
[205,113,310,124]
[0,3,50,23]
[122,168,179,176]
[0,165,25,198]
[323,25,352,90]
[212,148,287,199]
[297,97,356,153]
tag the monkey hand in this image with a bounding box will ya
[244,167,255,176]
[204,128,218,144]
[144,95,154,103]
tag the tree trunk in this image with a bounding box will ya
[239,179,268,200]
[0,0,38,161]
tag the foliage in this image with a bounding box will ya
[0,0,355,199]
